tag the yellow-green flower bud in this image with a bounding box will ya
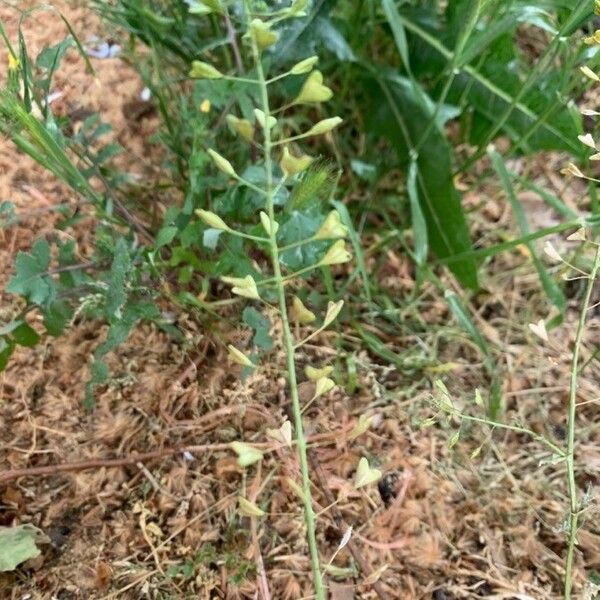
[291,296,316,324]
[280,147,313,177]
[230,441,263,467]
[208,148,236,176]
[305,365,333,381]
[226,114,254,142]
[238,496,265,517]
[259,211,279,236]
[227,344,254,367]
[320,240,351,266]
[306,116,343,136]
[290,56,319,75]
[249,19,278,50]
[195,209,230,231]
[323,300,344,328]
[289,0,308,17]
[221,274,260,300]
[189,60,223,79]
[294,70,333,104]
[314,210,348,240]
[254,108,277,130]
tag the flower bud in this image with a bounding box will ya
[254,108,277,130]
[249,19,278,50]
[221,274,260,300]
[323,300,344,328]
[314,210,348,240]
[189,60,223,79]
[195,209,230,231]
[290,56,319,75]
[230,441,263,467]
[208,148,236,176]
[306,116,343,136]
[280,147,313,177]
[294,70,333,104]
[305,365,333,381]
[578,133,596,149]
[291,296,316,324]
[260,211,279,236]
[320,240,351,266]
[226,114,254,142]
[238,496,265,517]
[227,344,254,367]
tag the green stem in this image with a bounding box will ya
[564,244,600,599]
[450,410,565,458]
[245,3,325,597]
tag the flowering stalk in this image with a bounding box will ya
[244,3,325,596]
[564,242,600,600]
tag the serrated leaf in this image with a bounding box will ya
[7,239,53,305]
[0,525,43,571]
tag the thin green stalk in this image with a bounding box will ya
[245,3,325,597]
[564,243,600,599]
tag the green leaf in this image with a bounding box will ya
[105,238,132,320]
[12,322,40,347]
[36,37,73,71]
[273,0,355,64]
[6,239,54,305]
[43,301,73,336]
[243,307,273,351]
[368,73,478,289]
[406,158,428,266]
[381,0,410,69]
[156,225,179,248]
[0,337,16,371]
[0,525,43,571]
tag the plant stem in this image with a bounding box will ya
[245,3,325,597]
[564,244,600,599]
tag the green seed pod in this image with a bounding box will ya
[189,60,223,79]
[290,56,319,75]
[306,116,343,136]
[294,71,333,104]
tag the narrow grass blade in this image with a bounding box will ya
[407,157,428,266]
[331,200,371,305]
[489,148,566,315]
